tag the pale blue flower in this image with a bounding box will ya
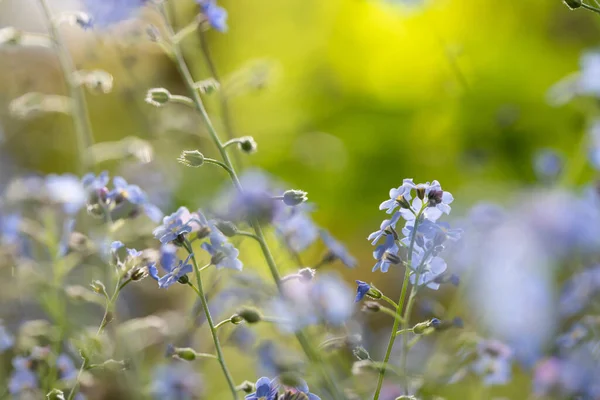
[107,176,163,222]
[57,354,78,381]
[379,179,415,214]
[150,363,203,399]
[472,340,513,386]
[286,379,321,400]
[153,207,208,244]
[354,280,371,302]
[150,253,194,289]
[201,230,243,271]
[409,252,447,290]
[533,148,563,180]
[45,174,86,214]
[372,234,400,273]
[320,230,356,268]
[367,211,401,245]
[8,356,37,395]
[81,0,147,28]
[274,205,319,252]
[0,320,14,351]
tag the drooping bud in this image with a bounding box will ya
[214,220,238,237]
[236,307,263,324]
[145,88,172,107]
[298,267,316,282]
[177,275,190,285]
[170,347,198,361]
[282,190,308,206]
[353,346,371,361]
[361,301,381,313]
[177,150,205,167]
[238,136,258,154]
[412,318,441,334]
[230,314,244,325]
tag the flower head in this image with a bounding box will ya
[274,205,319,253]
[199,0,228,32]
[379,179,415,214]
[354,280,371,302]
[150,252,194,289]
[153,207,209,244]
[201,230,243,271]
[245,377,278,400]
[8,356,38,395]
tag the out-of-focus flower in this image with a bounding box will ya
[471,340,514,385]
[150,363,203,399]
[245,377,278,400]
[201,230,243,271]
[271,274,353,332]
[559,265,600,318]
[589,119,600,170]
[283,379,321,400]
[81,0,147,28]
[45,174,86,214]
[56,354,78,381]
[409,251,447,290]
[273,205,319,253]
[533,148,563,181]
[320,230,356,268]
[8,356,38,395]
[107,176,163,222]
[149,254,193,289]
[0,212,21,246]
[0,320,14,351]
[198,0,228,32]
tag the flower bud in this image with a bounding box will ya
[171,347,198,361]
[236,381,255,394]
[416,187,426,200]
[129,267,148,281]
[236,307,263,324]
[353,346,371,361]
[361,301,381,313]
[563,0,582,9]
[177,275,190,285]
[366,286,382,300]
[215,220,238,237]
[46,389,65,400]
[282,190,308,206]
[145,88,171,107]
[177,150,205,167]
[230,314,245,325]
[238,136,257,153]
[298,267,316,282]
[90,280,107,297]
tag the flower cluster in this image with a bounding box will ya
[368,179,460,289]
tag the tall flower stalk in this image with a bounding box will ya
[37,0,96,173]
[157,3,342,398]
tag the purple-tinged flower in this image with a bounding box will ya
[399,181,453,222]
[0,320,14,351]
[8,356,38,395]
[153,207,209,244]
[81,0,147,28]
[199,0,228,32]
[379,179,415,214]
[355,280,371,302]
[283,379,321,400]
[320,230,356,268]
[107,176,163,222]
[45,174,86,215]
[368,212,401,245]
[245,377,278,400]
[57,354,78,381]
[150,363,203,399]
[372,234,400,273]
[472,340,513,386]
[274,205,319,252]
[201,230,243,271]
[150,254,194,289]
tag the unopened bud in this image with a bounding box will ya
[215,220,238,237]
[366,286,382,300]
[236,307,263,324]
[177,275,190,284]
[46,389,65,400]
[177,150,205,167]
[171,347,197,361]
[145,88,171,107]
[90,280,107,297]
[238,136,257,154]
[129,267,148,281]
[563,0,582,9]
[353,346,371,361]
[282,190,308,206]
[236,381,255,394]
[362,301,381,313]
[230,314,244,325]
[412,319,440,335]
[298,267,316,282]
[416,187,426,200]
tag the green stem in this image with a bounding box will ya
[582,2,600,14]
[214,318,233,330]
[373,206,425,400]
[183,239,238,400]
[381,294,399,309]
[236,231,260,241]
[159,4,341,398]
[38,0,95,173]
[395,328,414,336]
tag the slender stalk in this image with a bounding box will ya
[373,206,425,400]
[214,318,233,329]
[183,238,238,400]
[37,0,95,173]
[582,2,600,14]
[158,4,342,398]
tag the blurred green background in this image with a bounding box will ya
[1,0,598,291]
